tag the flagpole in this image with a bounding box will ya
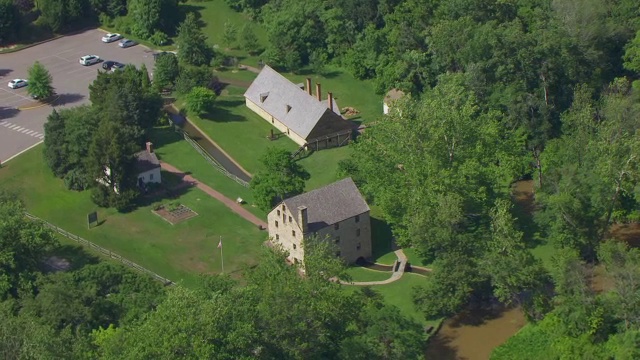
[220,236,224,273]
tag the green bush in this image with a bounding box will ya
[150,31,169,46]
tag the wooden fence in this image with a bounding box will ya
[25,213,175,286]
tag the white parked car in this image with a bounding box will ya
[79,55,101,66]
[119,39,137,48]
[7,79,28,89]
[101,33,122,43]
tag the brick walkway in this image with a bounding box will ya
[160,162,267,229]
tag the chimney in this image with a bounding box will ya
[316,83,321,102]
[146,142,153,154]
[306,78,312,96]
[328,92,333,111]
[298,206,308,233]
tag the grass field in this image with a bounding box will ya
[0,146,265,287]
[345,266,393,282]
[149,125,266,219]
[343,273,435,327]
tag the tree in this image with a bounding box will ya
[222,21,238,47]
[88,118,140,211]
[0,0,20,45]
[239,23,259,53]
[128,0,180,40]
[152,52,179,90]
[250,147,309,211]
[174,65,212,95]
[482,199,547,307]
[184,86,216,116]
[27,61,54,100]
[176,13,213,66]
[0,198,58,299]
[599,241,640,330]
[43,109,68,177]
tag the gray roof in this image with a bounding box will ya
[283,177,370,232]
[244,65,343,139]
[134,150,160,173]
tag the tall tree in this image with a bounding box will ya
[27,61,54,100]
[88,118,140,211]
[239,23,259,53]
[42,109,67,177]
[250,147,309,211]
[0,0,20,44]
[0,198,58,299]
[222,21,238,47]
[176,13,213,67]
[184,86,216,116]
[152,52,180,90]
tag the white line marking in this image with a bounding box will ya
[1,140,44,164]
[25,130,35,135]
[20,128,30,133]
[8,124,19,130]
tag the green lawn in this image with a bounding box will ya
[149,126,266,219]
[345,266,393,282]
[343,273,435,327]
[0,146,265,287]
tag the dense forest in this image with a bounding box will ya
[2,0,640,357]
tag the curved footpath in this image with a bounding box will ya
[340,249,409,286]
[160,161,266,229]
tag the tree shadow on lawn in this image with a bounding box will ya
[371,216,395,260]
[149,126,183,150]
[135,178,194,210]
[294,68,342,79]
[0,106,20,120]
[47,244,100,271]
[178,4,206,28]
[201,104,246,122]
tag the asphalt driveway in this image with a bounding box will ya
[0,29,158,163]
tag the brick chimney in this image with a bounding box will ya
[316,83,321,102]
[146,142,153,154]
[298,206,308,233]
[306,78,312,96]
[328,92,333,111]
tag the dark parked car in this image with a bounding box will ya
[102,61,125,71]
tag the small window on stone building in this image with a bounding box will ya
[293,244,297,250]
[334,223,339,230]
[357,242,361,250]
[289,216,292,223]
[275,221,279,228]
[150,173,154,180]
[292,230,296,237]
[335,236,340,244]
[355,215,360,223]
[277,210,281,216]
[282,205,285,211]
[276,234,279,240]
[356,229,361,237]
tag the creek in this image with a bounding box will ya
[424,180,534,359]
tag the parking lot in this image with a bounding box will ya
[0,29,158,163]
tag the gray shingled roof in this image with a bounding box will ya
[282,177,370,232]
[244,65,342,139]
[134,150,160,173]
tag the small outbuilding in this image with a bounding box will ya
[383,88,405,115]
[135,142,161,187]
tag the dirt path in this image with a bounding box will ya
[340,249,409,285]
[160,161,267,229]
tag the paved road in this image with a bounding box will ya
[0,29,157,163]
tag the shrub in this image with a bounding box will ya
[150,31,169,46]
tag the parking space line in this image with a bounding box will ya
[0,121,45,140]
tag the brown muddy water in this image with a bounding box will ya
[424,180,534,359]
[426,306,526,360]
